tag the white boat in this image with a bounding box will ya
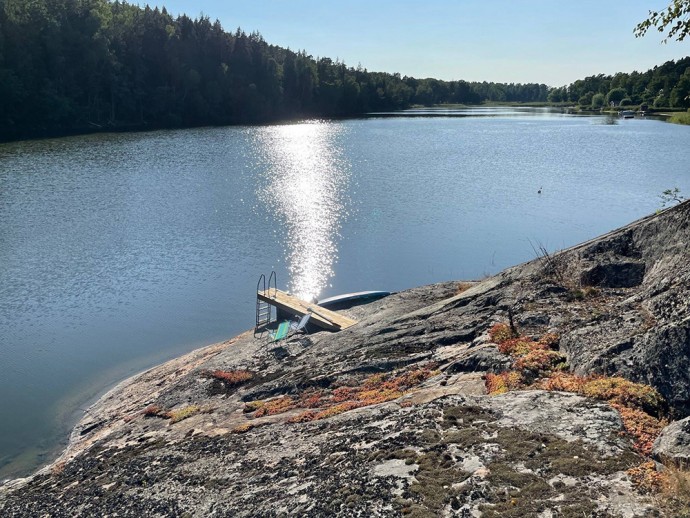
[621,110,635,119]
[317,291,391,308]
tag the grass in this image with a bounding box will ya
[669,110,690,126]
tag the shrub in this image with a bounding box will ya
[288,365,439,423]
[613,404,665,456]
[231,423,254,434]
[514,349,567,375]
[143,404,166,418]
[489,323,514,344]
[581,377,665,415]
[535,372,588,393]
[486,371,523,395]
[627,461,666,492]
[299,390,325,408]
[498,337,542,356]
[484,323,668,456]
[207,369,253,386]
[332,386,358,402]
[313,401,361,420]
[252,396,296,417]
[168,405,201,424]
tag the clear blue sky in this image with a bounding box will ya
[147,0,689,87]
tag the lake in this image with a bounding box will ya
[1,108,689,479]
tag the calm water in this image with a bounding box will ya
[1,108,689,478]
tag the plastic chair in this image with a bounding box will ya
[289,313,311,336]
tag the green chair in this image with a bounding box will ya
[268,320,290,342]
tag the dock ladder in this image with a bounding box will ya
[255,271,277,332]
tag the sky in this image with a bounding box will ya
[147,0,689,87]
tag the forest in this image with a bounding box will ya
[0,0,688,141]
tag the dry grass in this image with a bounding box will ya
[662,465,690,511]
[456,282,475,295]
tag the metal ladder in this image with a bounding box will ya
[255,271,277,331]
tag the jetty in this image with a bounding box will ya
[256,272,357,332]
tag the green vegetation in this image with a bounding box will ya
[669,109,690,125]
[549,57,690,111]
[1,0,688,142]
[660,187,686,206]
[0,0,549,142]
[486,323,668,457]
[635,0,690,42]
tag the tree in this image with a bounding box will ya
[591,93,606,109]
[635,0,690,42]
[578,91,594,107]
[606,87,628,105]
[547,86,567,103]
[670,68,690,107]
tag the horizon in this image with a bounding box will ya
[146,0,689,88]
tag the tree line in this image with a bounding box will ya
[0,0,549,141]
[548,57,690,110]
[0,0,688,142]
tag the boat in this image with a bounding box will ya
[317,291,391,309]
[621,110,635,119]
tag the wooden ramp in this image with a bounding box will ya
[257,289,357,332]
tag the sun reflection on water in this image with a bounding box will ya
[256,122,351,301]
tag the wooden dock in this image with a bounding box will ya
[257,289,357,332]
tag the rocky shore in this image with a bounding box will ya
[1,201,689,516]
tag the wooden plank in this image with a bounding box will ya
[257,289,357,331]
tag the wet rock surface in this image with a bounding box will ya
[1,201,689,516]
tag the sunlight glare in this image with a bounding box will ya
[257,122,351,301]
